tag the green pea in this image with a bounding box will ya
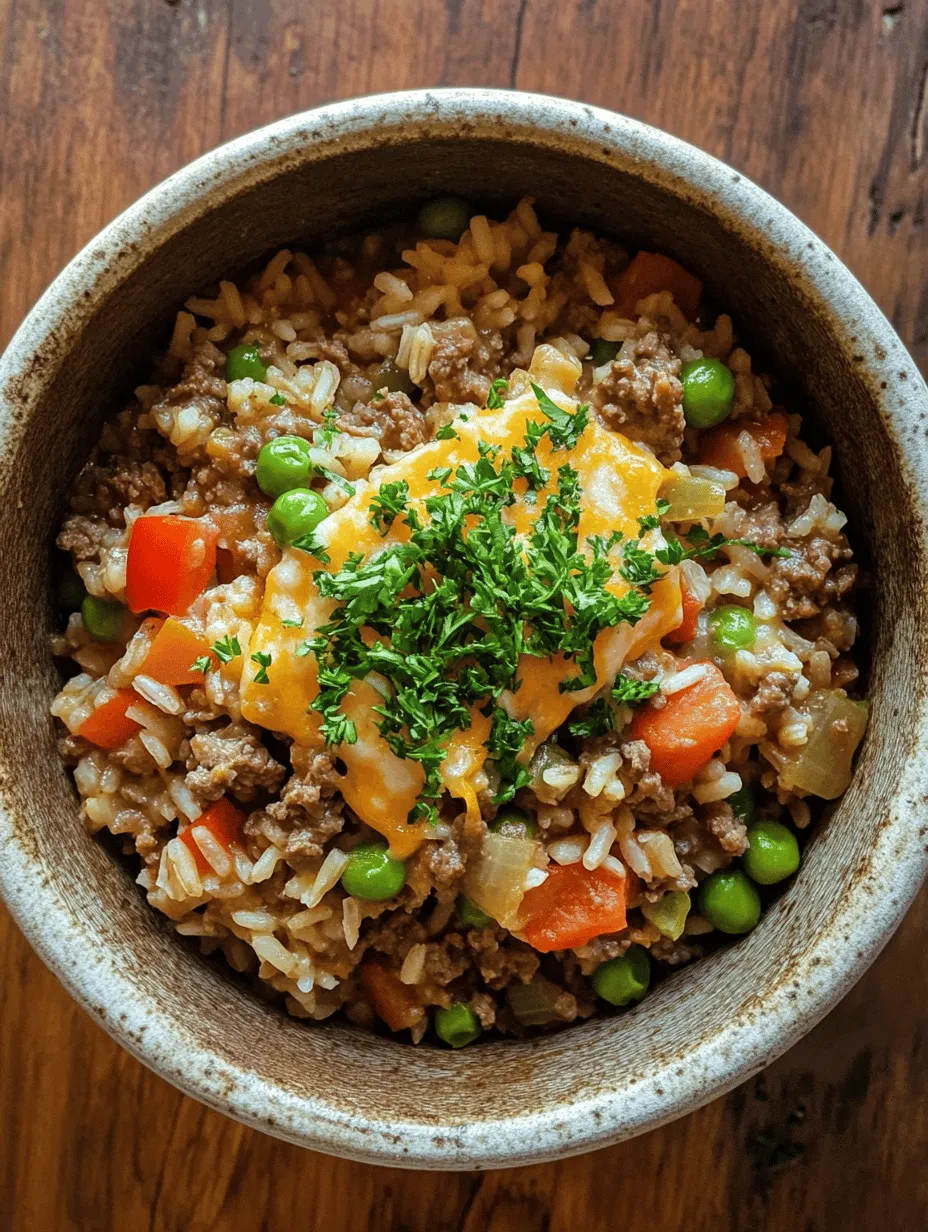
[225,343,267,383]
[458,896,493,929]
[708,604,757,653]
[81,595,124,642]
[591,945,651,1007]
[681,357,736,428]
[372,359,415,396]
[590,338,622,367]
[340,842,406,901]
[434,1002,482,1048]
[728,782,756,826]
[417,195,472,243]
[743,821,800,886]
[699,869,761,934]
[266,488,329,547]
[256,436,315,499]
[58,567,87,611]
[489,805,537,838]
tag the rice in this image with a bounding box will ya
[399,943,427,985]
[661,663,710,696]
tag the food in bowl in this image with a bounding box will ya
[50,195,867,1045]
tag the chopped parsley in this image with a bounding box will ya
[269,392,287,407]
[487,709,535,804]
[211,635,241,663]
[281,617,304,628]
[317,407,341,449]
[189,655,213,675]
[251,651,272,684]
[291,531,331,563]
[530,384,590,450]
[435,423,459,441]
[567,697,615,739]
[318,466,356,497]
[369,480,410,534]
[612,674,661,705]
[567,675,661,738]
[656,524,792,564]
[486,378,508,409]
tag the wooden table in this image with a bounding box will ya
[2,2,926,1228]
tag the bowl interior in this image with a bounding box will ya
[1,95,926,1167]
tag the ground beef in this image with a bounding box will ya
[649,937,702,966]
[184,721,285,805]
[767,537,857,620]
[56,514,125,563]
[571,934,632,968]
[466,929,541,989]
[426,318,502,404]
[592,327,685,463]
[69,458,168,524]
[423,934,472,986]
[338,391,427,451]
[470,991,498,1029]
[703,801,748,856]
[312,336,355,375]
[723,498,857,621]
[749,670,795,720]
[246,747,344,857]
[159,340,228,408]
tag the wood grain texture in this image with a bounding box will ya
[1,2,926,1228]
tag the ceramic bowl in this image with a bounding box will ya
[1,89,926,1170]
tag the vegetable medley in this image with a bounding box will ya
[51,196,866,1044]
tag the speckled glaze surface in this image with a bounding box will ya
[1,89,926,1170]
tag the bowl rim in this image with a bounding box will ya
[2,87,928,1169]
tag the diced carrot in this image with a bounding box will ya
[698,411,789,479]
[610,251,703,321]
[664,576,702,645]
[359,958,426,1032]
[139,616,215,686]
[125,515,218,617]
[630,661,740,786]
[520,862,631,953]
[77,689,142,750]
[179,797,247,875]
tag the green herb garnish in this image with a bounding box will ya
[486,378,508,409]
[251,651,272,684]
[211,635,241,664]
[612,674,661,705]
[317,407,341,449]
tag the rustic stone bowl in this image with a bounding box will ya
[0,89,926,1170]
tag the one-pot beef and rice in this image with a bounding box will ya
[50,196,867,1046]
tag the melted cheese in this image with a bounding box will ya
[241,354,681,857]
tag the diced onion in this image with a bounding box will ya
[507,976,565,1026]
[463,832,538,928]
[642,891,691,940]
[659,473,726,522]
[771,689,868,799]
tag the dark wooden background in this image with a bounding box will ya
[2,2,927,1228]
